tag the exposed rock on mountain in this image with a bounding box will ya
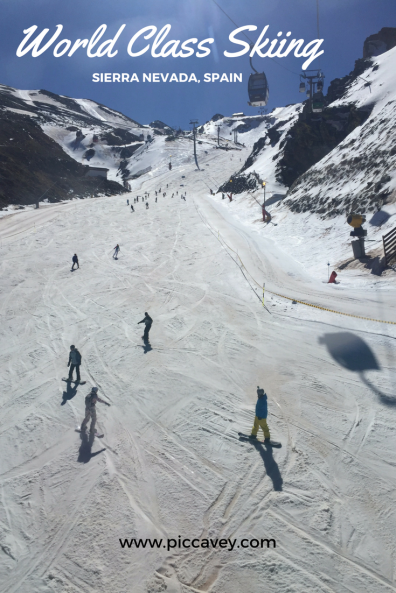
[0,84,152,208]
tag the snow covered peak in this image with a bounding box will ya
[283,45,396,217]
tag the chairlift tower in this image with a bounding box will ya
[189,119,200,170]
[299,70,325,113]
[216,125,221,146]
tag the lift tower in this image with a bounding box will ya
[189,120,200,170]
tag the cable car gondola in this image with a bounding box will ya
[312,91,324,113]
[247,53,269,107]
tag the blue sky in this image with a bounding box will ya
[1,0,395,128]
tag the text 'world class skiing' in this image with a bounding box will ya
[119,537,276,551]
[16,24,324,70]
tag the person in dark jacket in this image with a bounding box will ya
[250,386,270,441]
[68,345,82,382]
[71,254,79,270]
[138,312,153,341]
[80,387,110,433]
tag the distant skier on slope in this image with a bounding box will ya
[249,386,271,442]
[113,244,120,259]
[146,202,149,209]
[80,387,110,434]
[138,312,153,342]
[127,199,129,205]
[71,254,79,270]
[131,205,134,212]
[67,345,82,383]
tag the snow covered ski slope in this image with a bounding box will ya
[0,146,396,593]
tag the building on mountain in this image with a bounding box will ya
[85,166,109,179]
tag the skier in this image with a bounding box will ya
[137,196,139,202]
[127,199,129,205]
[113,244,120,259]
[155,197,157,203]
[131,205,134,212]
[146,202,149,209]
[80,387,110,434]
[67,345,82,383]
[138,312,153,342]
[249,386,271,442]
[71,254,79,270]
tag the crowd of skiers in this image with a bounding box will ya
[66,184,275,446]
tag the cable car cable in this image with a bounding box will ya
[210,0,301,76]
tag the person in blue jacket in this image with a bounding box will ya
[250,386,270,441]
[67,345,82,382]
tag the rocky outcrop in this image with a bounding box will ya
[0,111,125,209]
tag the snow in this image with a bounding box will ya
[203,46,396,283]
[1,141,396,593]
[201,104,303,196]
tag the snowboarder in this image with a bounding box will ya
[131,205,134,212]
[80,387,110,434]
[138,312,153,342]
[249,386,271,442]
[67,345,82,383]
[71,254,79,270]
[113,244,120,259]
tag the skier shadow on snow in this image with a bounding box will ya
[61,382,78,406]
[247,440,283,491]
[140,338,152,354]
[77,431,106,463]
[319,332,396,406]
